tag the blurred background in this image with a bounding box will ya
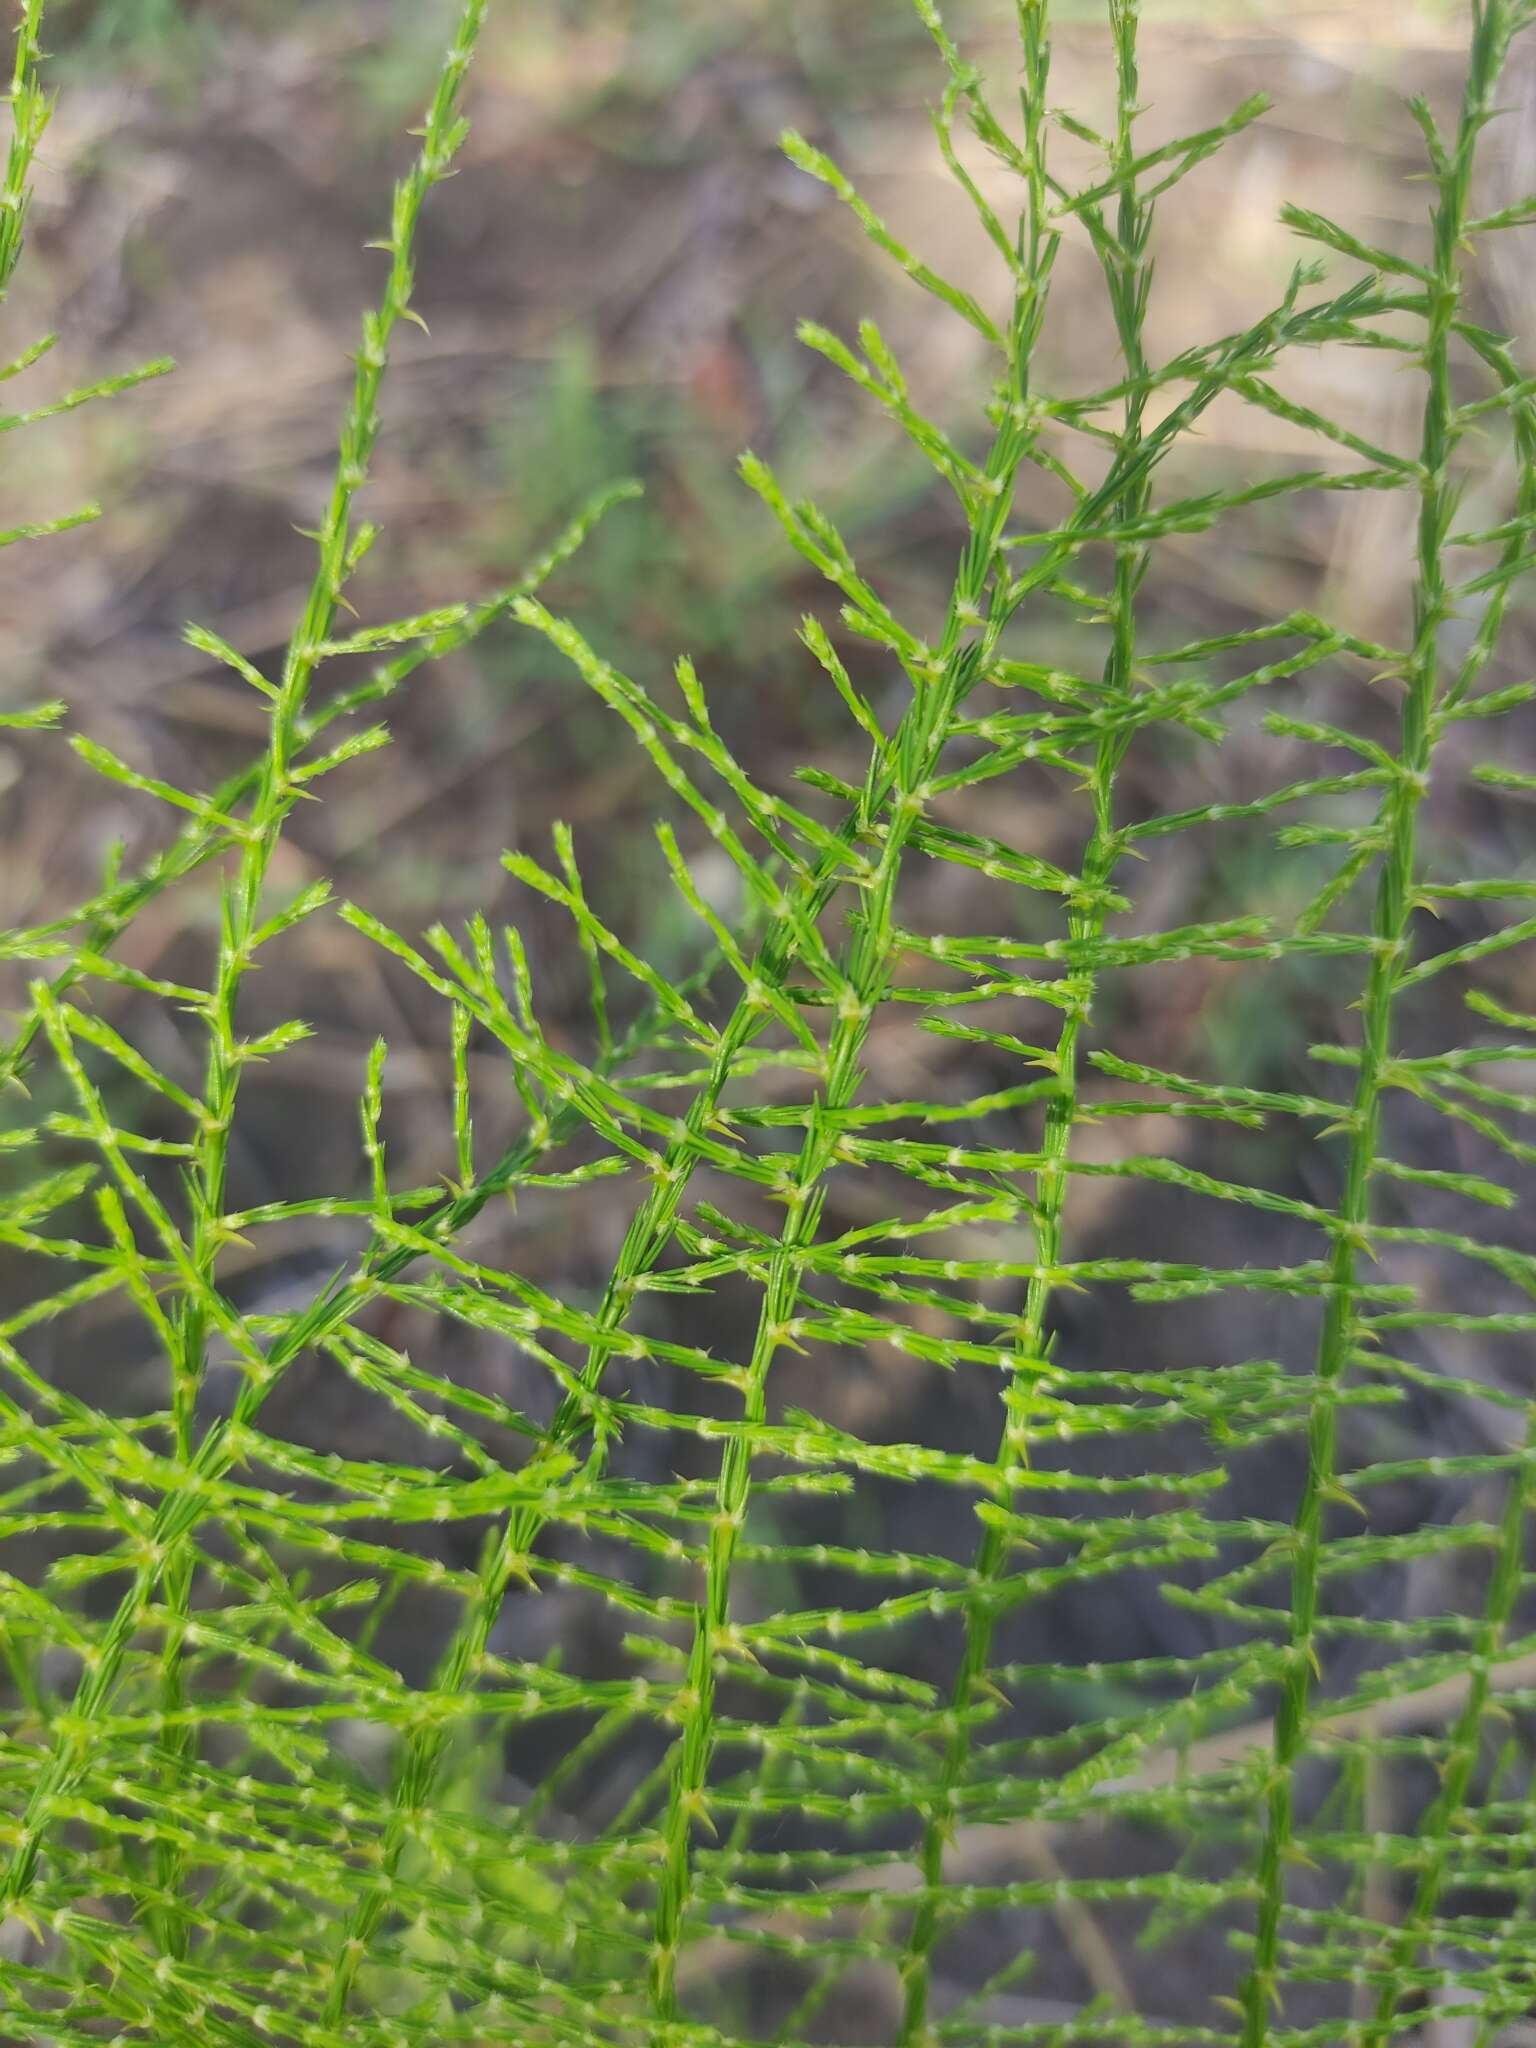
[6,0,1531,1276]
[2,0,1530,1393]
[4,4,1536,2037]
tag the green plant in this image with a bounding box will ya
[5,0,1536,2044]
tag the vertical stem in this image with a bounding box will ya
[647,16,1085,2023]
[650,459,1031,2033]
[896,5,1151,2036]
[1358,1420,1536,2047]
[0,0,491,1925]
[0,0,48,302]
[1240,8,1514,2040]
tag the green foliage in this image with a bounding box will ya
[4,0,1536,2044]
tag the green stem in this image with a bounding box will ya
[1240,8,1515,2039]
[0,0,491,1924]
[0,0,48,302]
[649,422,1037,2045]
[322,361,1042,2042]
[1358,1419,1535,2047]
[896,4,1151,2033]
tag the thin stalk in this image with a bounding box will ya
[153,2,491,1960]
[0,0,48,302]
[1239,7,1518,2040]
[895,4,1151,2035]
[0,0,492,1920]
[1353,63,1536,2048]
[648,322,1043,2046]
[1357,1419,1536,2047]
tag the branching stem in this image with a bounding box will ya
[896,5,1151,2033]
[1241,8,1521,2040]
[0,0,493,1923]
